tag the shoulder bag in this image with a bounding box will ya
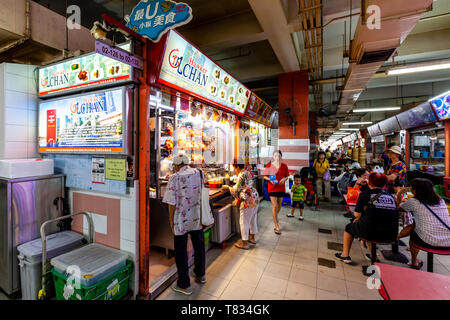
[423,203,450,231]
[197,169,215,227]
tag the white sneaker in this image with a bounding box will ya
[171,283,193,295]
[298,216,304,221]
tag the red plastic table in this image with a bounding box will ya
[375,263,450,300]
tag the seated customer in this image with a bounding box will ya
[335,173,399,263]
[353,168,370,193]
[397,178,450,270]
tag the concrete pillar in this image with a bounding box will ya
[278,71,309,172]
[309,111,319,161]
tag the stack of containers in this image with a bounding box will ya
[50,243,132,300]
[17,231,85,300]
[352,147,359,162]
[359,147,367,167]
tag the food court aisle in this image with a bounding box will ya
[157,200,450,300]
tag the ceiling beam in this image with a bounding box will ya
[248,0,300,72]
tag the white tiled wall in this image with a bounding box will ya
[0,63,39,160]
[68,184,140,299]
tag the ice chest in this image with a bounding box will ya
[0,159,54,179]
[50,243,128,287]
[17,231,85,300]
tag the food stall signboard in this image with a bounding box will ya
[158,30,250,116]
[126,0,192,43]
[397,102,437,130]
[38,45,132,98]
[429,91,450,121]
[95,40,143,70]
[367,123,382,137]
[378,117,401,134]
[38,88,126,154]
[246,94,273,126]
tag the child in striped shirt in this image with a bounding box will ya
[288,174,308,220]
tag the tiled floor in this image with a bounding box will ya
[156,200,450,300]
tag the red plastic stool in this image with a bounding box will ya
[410,242,450,272]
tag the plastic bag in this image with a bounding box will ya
[372,165,384,174]
[322,170,331,181]
[346,186,361,204]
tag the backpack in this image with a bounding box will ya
[338,172,355,195]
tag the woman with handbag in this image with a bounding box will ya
[223,163,259,250]
[396,178,450,270]
[313,151,331,201]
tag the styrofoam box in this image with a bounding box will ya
[50,243,128,287]
[0,159,54,179]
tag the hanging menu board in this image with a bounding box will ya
[39,43,133,98]
[367,123,382,137]
[38,87,126,154]
[245,93,273,126]
[397,102,437,129]
[378,117,401,134]
[429,91,450,121]
[158,30,250,116]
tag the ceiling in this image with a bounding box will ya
[4,0,450,137]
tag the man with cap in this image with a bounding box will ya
[162,153,206,296]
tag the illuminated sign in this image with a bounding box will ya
[430,91,450,121]
[245,94,273,126]
[397,102,437,129]
[39,44,133,98]
[158,30,250,115]
[367,123,382,137]
[38,88,126,154]
[126,0,192,42]
[378,117,401,134]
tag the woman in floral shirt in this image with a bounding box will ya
[223,163,259,249]
[385,145,407,193]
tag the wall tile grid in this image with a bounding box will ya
[68,185,139,298]
[0,63,39,160]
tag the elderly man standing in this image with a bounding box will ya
[163,154,206,295]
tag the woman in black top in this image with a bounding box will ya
[335,173,399,264]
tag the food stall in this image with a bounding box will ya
[395,101,442,181]
[146,30,274,281]
[37,41,141,297]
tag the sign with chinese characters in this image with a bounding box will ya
[158,30,251,115]
[245,94,273,127]
[126,0,192,42]
[397,102,438,129]
[38,88,125,154]
[39,43,132,98]
[430,91,450,121]
[95,40,143,70]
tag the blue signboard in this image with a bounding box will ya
[126,0,192,42]
[430,91,450,121]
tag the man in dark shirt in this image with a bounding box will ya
[335,173,399,264]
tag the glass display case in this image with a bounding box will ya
[149,88,237,199]
[410,129,445,176]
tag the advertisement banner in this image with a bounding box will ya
[39,46,132,97]
[245,94,273,126]
[158,30,250,115]
[378,117,401,134]
[38,88,125,154]
[397,102,437,129]
[429,91,450,121]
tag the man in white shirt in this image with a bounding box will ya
[163,154,206,295]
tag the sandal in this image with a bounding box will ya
[274,228,281,235]
[248,239,256,245]
[234,242,249,250]
[286,214,294,217]
[409,261,423,270]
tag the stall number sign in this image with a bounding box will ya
[126,0,192,42]
[95,40,143,70]
[106,159,127,181]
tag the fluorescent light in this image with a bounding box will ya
[339,128,359,131]
[387,59,450,76]
[353,107,401,113]
[342,122,373,125]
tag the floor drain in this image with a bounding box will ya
[327,242,343,251]
[318,258,336,268]
[318,228,332,234]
